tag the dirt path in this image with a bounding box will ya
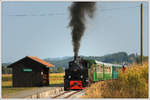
[3,83,85,99]
[3,87,64,98]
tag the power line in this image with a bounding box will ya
[100,6,148,11]
[5,6,148,17]
[7,12,67,17]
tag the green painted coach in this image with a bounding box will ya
[88,60,123,82]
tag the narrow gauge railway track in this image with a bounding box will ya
[51,90,82,99]
[64,91,81,98]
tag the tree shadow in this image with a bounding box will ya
[2,84,64,88]
[2,86,12,88]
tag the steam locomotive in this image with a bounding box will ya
[64,56,123,91]
[64,57,89,90]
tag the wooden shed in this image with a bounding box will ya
[8,56,54,87]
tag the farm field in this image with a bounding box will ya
[49,73,65,84]
[2,73,65,97]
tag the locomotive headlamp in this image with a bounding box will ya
[68,75,71,79]
[80,75,83,78]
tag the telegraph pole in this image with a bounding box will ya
[140,3,143,65]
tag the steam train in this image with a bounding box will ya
[64,57,123,91]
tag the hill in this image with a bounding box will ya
[45,52,137,69]
[2,52,139,69]
[44,56,74,69]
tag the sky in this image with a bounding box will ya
[2,1,149,63]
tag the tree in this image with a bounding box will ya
[2,66,12,74]
[57,66,64,73]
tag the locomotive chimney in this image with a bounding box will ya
[74,55,77,61]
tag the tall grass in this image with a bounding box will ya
[82,62,148,98]
[82,82,104,98]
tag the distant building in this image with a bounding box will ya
[8,56,54,87]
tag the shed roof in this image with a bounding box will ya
[27,56,54,67]
[8,56,54,68]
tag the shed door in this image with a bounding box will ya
[41,68,49,86]
[22,71,34,87]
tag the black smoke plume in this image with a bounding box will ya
[69,2,96,59]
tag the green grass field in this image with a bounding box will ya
[2,73,65,97]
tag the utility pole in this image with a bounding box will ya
[140,3,143,65]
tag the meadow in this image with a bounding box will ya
[82,62,148,98]
[2,73,65,97]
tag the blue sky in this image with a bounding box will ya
[2,1,148,63]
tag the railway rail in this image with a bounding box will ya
[51,90,84,99]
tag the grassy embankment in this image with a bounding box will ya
[82,62,148,98]
[2,73,64,97]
